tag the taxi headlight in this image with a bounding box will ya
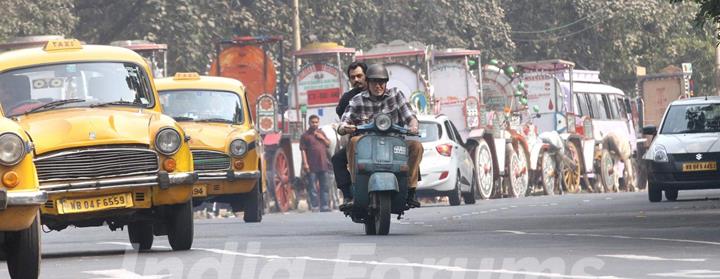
[0,133,26,166]
[155,128,182,155]
[375,114,392,132]
[653,145,668,163]
[230,139,248,157]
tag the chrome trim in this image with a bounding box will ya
[39,172,197,193]
[198,170,261,181]
[6,191,47,206]
[34,146,160,182]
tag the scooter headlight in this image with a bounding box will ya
[0,133,26,166]
[375,114,392,131]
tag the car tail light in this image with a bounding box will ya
[439,171,449,180]
[436,144,453,157]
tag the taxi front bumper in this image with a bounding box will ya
[39,171,198,194]
[0,190,48,210]
[198,170,260,182]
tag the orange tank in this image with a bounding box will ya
[209,45,277,119]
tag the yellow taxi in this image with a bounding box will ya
[0,39,197,251]
[155,73,264,222]
[0,117,46,279]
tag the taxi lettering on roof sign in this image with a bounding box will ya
[173,72,201,80]
[43,39,83,51]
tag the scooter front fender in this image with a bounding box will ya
[368,172,399,192]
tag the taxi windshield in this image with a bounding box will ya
[661,103,720,134]
[159,90,244,124]
[0,62,154,117]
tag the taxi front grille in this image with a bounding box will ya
[35,147,159,182]
[192,150,231,171]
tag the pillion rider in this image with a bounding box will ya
[337,63,422,208]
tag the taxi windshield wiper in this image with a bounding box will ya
[195,118,234,124]
[25,99,86,114]
[90,100,142,108]
[173,116,195,122]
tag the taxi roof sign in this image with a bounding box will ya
[173,72,201,80]
[43,39,83,51]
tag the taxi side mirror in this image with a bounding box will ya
[642,125,657,136]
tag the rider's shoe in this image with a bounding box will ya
[339,197,354,211]
[406,188,421,208]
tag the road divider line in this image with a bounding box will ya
[495,231,720,247]
[598,254,705,262]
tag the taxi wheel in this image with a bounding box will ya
[167,200,194,251]
[243,179,263,223]
[7,212,40,279]
[128,222,153,251]
[648,183,662,202]
[665,189,678,201]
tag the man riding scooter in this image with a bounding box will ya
[338,63,422,209]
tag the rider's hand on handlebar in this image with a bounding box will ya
[408,125,419,135]
[339,124,356,135]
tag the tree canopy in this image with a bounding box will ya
[0,0,715,95]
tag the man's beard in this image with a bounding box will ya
[353,82,365,89]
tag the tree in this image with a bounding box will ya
[505,0,716,95]
[0,0,77,42]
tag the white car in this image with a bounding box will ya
[643,97,720,202]
[415,115,477,205]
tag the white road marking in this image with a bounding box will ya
[598,255,705,262]
[192,247,622,279]
[97,241,623,279]
[495,230,528,235]
[648,269,720,278]
[495,231,720,246]
[84,269,170,279]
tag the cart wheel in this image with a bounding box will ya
[562,142,582,194]
[271,149,296,212]
[599,149,617,192]
[473,139,494,199]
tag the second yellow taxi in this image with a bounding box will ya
[155,73,264,222]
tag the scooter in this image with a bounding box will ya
[342,113,414,235]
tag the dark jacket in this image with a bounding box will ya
[336,87,364,118]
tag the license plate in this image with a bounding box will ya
[682,161,717,172]
[192,185,208,197]
[58,193,133,214]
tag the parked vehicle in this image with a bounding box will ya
[0,39,197,251]
[111,40,168,78]
[415,114,476,205]
[209,37,354,212]
[0,117,47,279]
[155,73,264,222]
[642,97,720,202]
[343,114,414,235]
[516,59,638,193]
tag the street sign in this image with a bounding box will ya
[681,63,692,74]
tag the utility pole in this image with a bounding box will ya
[716,42,720,95]
[292,0,301,70]
[292,0,301,52]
